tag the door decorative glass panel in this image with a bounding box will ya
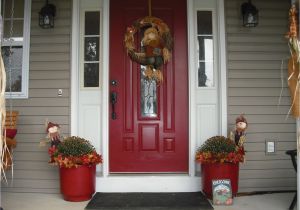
[140,66,158,118]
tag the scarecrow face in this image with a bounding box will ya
[48,125,58,134]
[48,126,58,133]
[236,121,247,130]
[146,31,156,40]
[143,27,159,45]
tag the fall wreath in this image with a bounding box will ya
[124,16,173,83]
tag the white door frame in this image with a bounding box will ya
[71,0,227,192]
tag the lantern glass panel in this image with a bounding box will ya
[39,13,54,28]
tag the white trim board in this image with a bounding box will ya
[96,175,201,192]
[218,0,228,136]
[187,0,197,177]
[101,0,110,178]
[71,0,80,136]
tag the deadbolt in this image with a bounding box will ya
[111,80,117,86]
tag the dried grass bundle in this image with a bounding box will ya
[0,50,7,181]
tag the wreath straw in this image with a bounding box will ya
[124,16,173,83]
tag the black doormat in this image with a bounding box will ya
[85,192,213,210]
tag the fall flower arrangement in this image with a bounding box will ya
[195,136,245,164]
[48,136,102,168]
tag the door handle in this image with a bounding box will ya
[110,91,117,120]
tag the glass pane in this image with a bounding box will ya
[198,61,213,87]
[197,11,212,35]
[2,46,23,69]
[5,68,22,92]
[4,20,23,38]
[197,10,214,88]
[197,36,213,61]
[85,12,100,35]
[2,0,24,18]
[84,63,99,87]
[14,0,24,18]
[2,46,23,92]
[84,37,99,61]
[140,66,158,118]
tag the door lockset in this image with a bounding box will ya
[110,91,117,120]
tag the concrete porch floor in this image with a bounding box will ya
[0,191,296,210]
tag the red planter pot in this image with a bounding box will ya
[201,163,239,198]
[59,165,96,202]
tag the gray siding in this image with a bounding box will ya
[2,0,71,193]
[226,0,297,192]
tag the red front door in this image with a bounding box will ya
[109,0,188,173]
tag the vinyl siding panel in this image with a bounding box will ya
[226,0,296,192]
[2,0,71,193]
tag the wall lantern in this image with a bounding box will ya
[241,0,259,27]
[39,0,56,29]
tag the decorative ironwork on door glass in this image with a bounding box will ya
[140,65,158,118]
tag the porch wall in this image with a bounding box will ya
[1,0,297,195]
[2,0,71,193]
[226,0,297,192]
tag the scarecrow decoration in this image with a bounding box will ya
[40,120,62,148]
[233,114,248,147]
[286,4,300,117]
[46,121,61,148]
[124,1,172,83]
[229,114,248,148]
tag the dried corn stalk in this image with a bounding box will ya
[286,4,300,117]
[0,50,7,181]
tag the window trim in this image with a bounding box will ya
[3,0,31,99]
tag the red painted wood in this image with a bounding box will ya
[109,0,188,172]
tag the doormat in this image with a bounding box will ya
[85,192,213,210]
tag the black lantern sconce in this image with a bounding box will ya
[241,0,259,27]
[39,0,56,29]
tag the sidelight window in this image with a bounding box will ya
[82,11,101,88]
[196,11,214,87]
